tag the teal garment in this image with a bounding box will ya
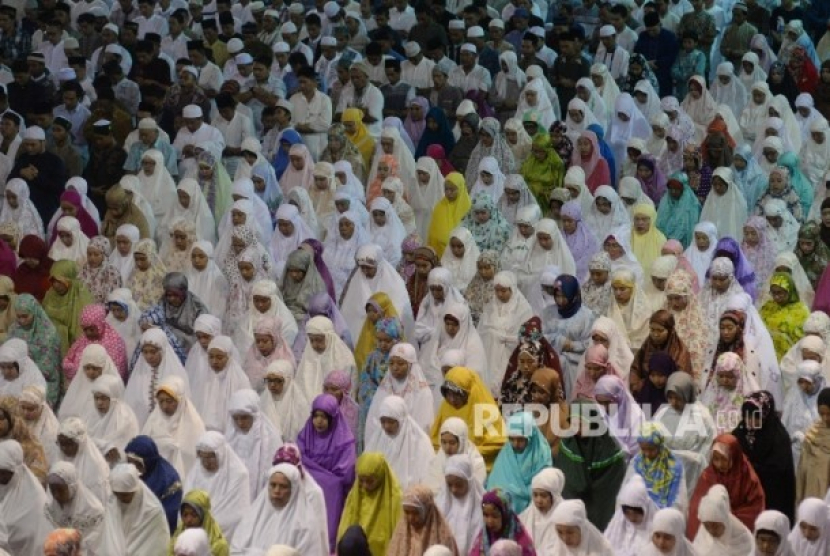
[777,152,813,218]
[485,412,552,513]
[655,172,701,249]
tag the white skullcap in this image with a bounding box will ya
[321,36,337,47]
[181,65,198,77]
[599,24,616,37]
[449,20,465,30]
[404,42,421,57]
[281,21,298,34]
[63,37,79,49]
[23,126,45,141]
[264,9,280,18]
[460,43,477,54]
[182,105,203,118]
[103,22,119,35]
[104,43,122,54]
[467,25,484,38]
[138,118,158,130]
[273,41,290,53]
[530,25,545,37]
[235,52,253,65]
[227,38,244,53]
[324,1,340,17]
[489,18,505,29]
[249,1,265,11]
[288,3,305,14]
[57,68,76,81]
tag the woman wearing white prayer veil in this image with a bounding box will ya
[634,79,664,122]
[607,93,652,170]
[692,484,753,555]
[550,499,614,556]
[185,431,250,542]
[295,316,356,402]
[185,241,228,319]
[515,78,557,130]
[109,224,139,282]
[478,270,533,393]
[365,343,434,439]
[322,211,371,298]
[498,174,538,226]
[411,157,446,239]
[681,76,719,141]
[606,268,654,351]
[420,302,489,391]
[684,221,719,286]
[48,216,89,266]
[45,461,126,554]
[753,510,795,556]
[0,178,44,239]
[491,51,526,123]
[225,389,283,500]
[141,375,205,478]
[584,186,631,245]
[107,463,170,555]
[780,318,830,396]
[435,453,484,555]
[19,386,59,465]
[119,175,158,237]
[287,187,322,238]
[189,336,252,433]
[794,94,821,142]
[333,160,366,203]
[700,167,748,242]
[0,338,46,398]
[564,98,600,144]
[339,243,415,341]
[367,126,418,192]
[137,148,177,222]
[603,475,657,556]
[517,218,576,298]
[0,441,52,555]
[753,117,798,159]
[441,226,480,294]
[368,196,407,267]
[769,95,803,152]
[698,257,745,346]
[641,508,698,556]
[781,360,825,465]
[740,81,773,143]
[504,118,534,165]
[470,156,507,204]
[800,120,830,194]
[59,343,119,422]
[711,63,747,121]
[603,228,645,286]
[426,418,487,495]
[159,178,217,246]
[233,280,298,356]
[789,498,830,556]
[269,204,316,277]
[125,328,191,427]
[525,65,562,121]
[519,467,565,553]
[653,373,716,491]
[259,360,311,442]
[763,199,800,254]
[229,178,274,242]
[56,417,110,502]
[576,77,608,127]
[502,205,542,275]
[88,374,139,454]
[590,64,621,121]
[714,105,745,146]
[231,463,329,556]
[364,395,435,489]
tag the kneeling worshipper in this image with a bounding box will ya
[141,376,206,479]
[231,463,330,555]
[62,303,128,382]
[168,489,229,556]
[45,461,125,554]
[642,508,697,556]
[189,336,251,433]
[691,484,754,555]
[469,488,535,555]
[627,423,687,511]
[518,468,565,553]
[124,435,184,532]
[0,440,53,554]
[259,360,311,443]
[364,395,435,489]
[107,463,171,555]
[184,431,251,543]
[603,475,657,556]
[56,417,111,504]
[0,395,47,483]
[337,452,402,556]
[186,241,229,320]
[486,412,552,514]
[386,485,460,555]
[752,510,795,556]
[425,417,487,495]
[295,315,356,403]
[59,343,121,423]
[436,454,485,555]
[0,338,47,398]
[549,498,614,556]
[225,389,284,500]
[87,375,139,455]
[124,328,191,426]
[788,497,830,556]
[687,434,766,538]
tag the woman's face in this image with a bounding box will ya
[198,162,214,180]
[58,230,73,247]
[444,182,458,201]
[445,473,468,500]
[141,157,156,176]
[4,191,16,209]
[743,227,759,246]
[338,218,355,239]
[576,136,592,156]
[381,138,394,154]
[712,175,728,195]
[141,344,162,368]
[694,232,710,251]
[613,284,632,304]
[134,252,150,271]
[770,284,789,305]
[769,172,785,194]
[536,232,553,250]
[556,525,582,549]
[798,238,815,255]
[636,164,653,182]
[633,213,651,234]
[207,348,229,371]
[59,200,77,218]
[752,90,765,105]
[479,170,493,186]
[449,237,465,258]
[479,129,494,147]
[289,154,304,170]
[561,215,577,235]
[371,209,387,227]
[604,237,623,260]
[382,187,396,203]
[719,318,739,343]
[474,208,490,225]
[482,503,503,534]
[648,322,669,345]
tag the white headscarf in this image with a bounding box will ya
[0,178,44,239]
[641,508,697,556]
[48,216,89,266]
[185,241,229,319]
[763,199,800,254]
[333,160,365,203]
[48,177,101,231]
[498,174,538,226]
[519,468,565,552]
[607,93,652,165]
[125,328,191,427]
[692,484,753,555]
[411,157,446,239]
[590,64,621,120]
[525,65,561,121]
[141,375,206,478]
[780,328,830,398]
[322,210,371,298]
[440,226,480,294]
[119,175,157,237]
[369,196,407,267]
[108,463,170,556]
[161,178,217,245]
[681,75,718,138]
[769,95,802,152]
[753,510,795,556]
[519,218,576,297]
[174,528,211,556]
[740,81,772,142]
[109,224,139,282]
[607,268,654,348]
[88,374,140,454]
[781,359,824,458]
[516,78,557,129]
[19,385,59,464]
[58,343,119,422]
[364,395,435,489]
[0,338,46,398]
[367,126,418,193]
[287,187,321,238]
[238,280,298,354]
[230,463,329,555]
[495,51,526,100]
[470,156,507,203]
[269,203,316,277]
[295,316,356,402]
[800,118,830,196]
[420,301,488,392]
[57,417,110,503]
[711,63,747,121]
[684,221,719,286]
[190,335,252,433]
[259,360,311,442]
[788,498,830,556]
[550,499,614,555]
[225,388,283,499]
[565,97,600,141]
[502,205,541,275]
[576,77,608,126]
[426,417,487,494]
[700,167,748,242]
[634,79,664,121]
[0,440,52,555]
[184,431,251,541]
[585,185,631,242]
[603,475,657,556]
[795,93,821,142]
[435,453,485,555]
[137,148,177,221]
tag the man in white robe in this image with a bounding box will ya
[448,43,492,94]
[594,25,630,82]
[173,104,226,177]
[289,66,333,160]
[401,41,435,95]
[212,93,255,177]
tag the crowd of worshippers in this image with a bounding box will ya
[0,0,829,554]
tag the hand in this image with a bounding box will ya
[20,165,37,180]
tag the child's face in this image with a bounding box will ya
[86,247,103,267]
[449,237,465,258]
[58,230,73,247]
[134,252,150,271]
[191,248,208,271]
[590,269,608,285]
[254,333,275,356]
[716,370,737,390]
[239,261,256,281]
[312,410,330,433]
[388,355,409,381]
[682,37,695,52]
[266,375,285,395]
[649,370,669,390]
[694,232,710,251]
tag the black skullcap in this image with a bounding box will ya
[214,92,236,109]
[218,11,234,24]
[384,58,401,70]
[68,55,86,66]
[644,11,660,27]
[53,116,72,130]
[819,388,830,409]
[145,32,161,44]
[187,40,204,51]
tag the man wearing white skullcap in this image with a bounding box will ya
[280,21,314,66]
[315,35,342,93]
[90,23,132,76]
[401,40,436,94]
[448,42,492,93]
[124,117,179,177]
[595,23,631,82]
[10,126,67,220]
[172,104,227,177]
[259,9,282,47]
[337,61,384,136]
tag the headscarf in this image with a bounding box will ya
[416,107,456,159]
[427,172,471,258]
[632,423,684,508]
[472,488,535,556]
[404,96,430,147]
[692,483,754,556]
[607,93,651,166]
[124,435,183,531]
[435,453,485,555]
[42,260,94,353]
[549,498,613,555]
[387,485,460,556]
[278,143,315,195]
[0,178,44,240]
[169,490,229,556]
[788,498,830,556]
[342,109,375,171]
[593,375,646,460]
[466,118,515,188]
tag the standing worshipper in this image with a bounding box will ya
[795,388,830,502]
[124,435,184,533]
[759,272,810,360]
[42,260,94,354]
[9,127,68,221]
[107,463,171,555]
[7,294,62,407]
[634,13,680,97]
[657,172,701,249]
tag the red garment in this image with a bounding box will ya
[789,47,820,93]
[426,144,456,176]
[61,303,128,381]
[501,316,563,391]
[813,265,830,315]
[13,235,53,301]
[571,130,611,194]
[686,433,766,538]
[49,190,99,244]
